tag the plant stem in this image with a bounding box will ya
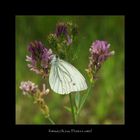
[47,116,55,124]
[69,93,76,124]
[77,83,93,115]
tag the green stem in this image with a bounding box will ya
[69,93,76,124]
[47,116,55,124]
[77,83,93,115]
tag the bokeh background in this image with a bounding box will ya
[16,16,124,124]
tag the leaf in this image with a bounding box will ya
[75,92,80,109]
[77,93,88,114]
[64,106,71,112]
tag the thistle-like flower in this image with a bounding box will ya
[26,41,53,77]
[86,40,115,81]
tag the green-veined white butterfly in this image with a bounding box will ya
[49,55,88,94]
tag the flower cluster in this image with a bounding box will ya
[55,22,73,46]
[86,40,114,81]
[19,81,50,117]
[48,22,78,53]
[26,41,53,77]
[47,22,78,60]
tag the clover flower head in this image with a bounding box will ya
[89,40,114,71]
[19,81,38,95]
[55,22,68,37]
[55,22,73,46]
[86,40,114,82]
[26,41,53,77]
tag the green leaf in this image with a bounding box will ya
[75,92,80,109]
[77,93,88,114]
[64,106,71,112]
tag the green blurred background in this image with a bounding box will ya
[16,16,124,124]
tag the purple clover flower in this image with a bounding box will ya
[19,81,38,95]
[55,22,72,46]
[26,41,53,76]
[55,22,68,37]
[28,41,44,60]
[88,40,115,73]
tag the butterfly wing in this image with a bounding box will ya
[49,58,87,94]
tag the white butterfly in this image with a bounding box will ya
[49,55,88,94]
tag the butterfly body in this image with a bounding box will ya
[49,55,87,94]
